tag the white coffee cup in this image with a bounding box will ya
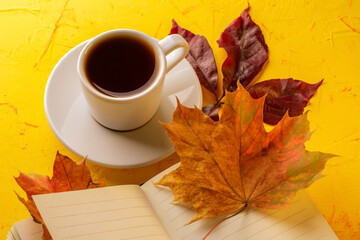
[77,29,189,131]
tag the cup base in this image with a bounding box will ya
[90,113,155,132]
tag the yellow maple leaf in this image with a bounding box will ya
[156,84,334,224]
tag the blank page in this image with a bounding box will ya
[142,164,338,240]
[33,185,169,240]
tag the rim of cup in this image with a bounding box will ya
[77,29,166,102]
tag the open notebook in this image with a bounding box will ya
[12,164,338,240]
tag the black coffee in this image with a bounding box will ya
[85,36,157,97]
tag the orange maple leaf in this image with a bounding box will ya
[15,152,105,240]
[156,84,335,225]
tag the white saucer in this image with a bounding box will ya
[44,40,202,168]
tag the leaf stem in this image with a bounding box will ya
[203,204,247,240]
[216,90,226,104]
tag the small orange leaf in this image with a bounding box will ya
[52,153,92,191]
[15,152,105,240]
[156,84,335,224]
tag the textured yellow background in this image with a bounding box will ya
[0,0,359,239]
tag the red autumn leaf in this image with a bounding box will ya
[217,6,268,91]
[248,79,323,125]
[171,20,218,96]
[202,102,221,121]
[15,152,105,240]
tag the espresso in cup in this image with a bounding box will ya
[85,36,158,97]
[78,29,189,131]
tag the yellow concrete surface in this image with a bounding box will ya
[0,0,359,239]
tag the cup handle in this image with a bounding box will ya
[158,34,189,73]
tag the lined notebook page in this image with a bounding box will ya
[33,185,170,240]
[142,164,338,240]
